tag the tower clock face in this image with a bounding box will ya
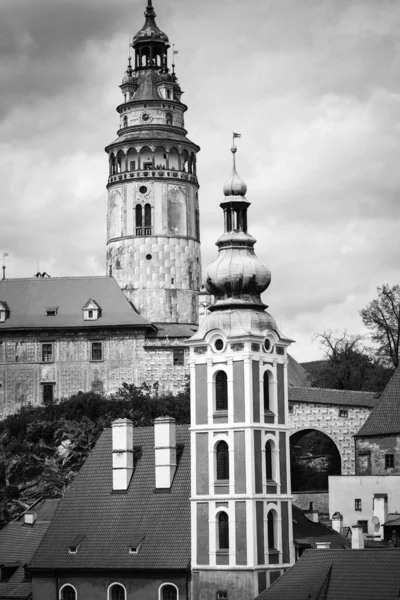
[140,112,152,123]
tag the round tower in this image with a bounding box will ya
[105,0,201,324]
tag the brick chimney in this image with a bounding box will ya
[154,416,176,489]
[331,512,343,535]
[351,525,365,549]
[112,418,134,491]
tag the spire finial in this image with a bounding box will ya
[145,0,155,16]
[223,133,247,197]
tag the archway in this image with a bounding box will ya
[290,428,341,492]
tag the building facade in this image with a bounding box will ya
[188,146,294,599]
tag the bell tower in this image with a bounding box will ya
[188,143,294,599]
[105,0,201,324]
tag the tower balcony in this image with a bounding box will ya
[108,166,198,186]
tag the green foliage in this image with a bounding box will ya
[0,381,190,527]
[309,331,394,392]
[360,284,400,369]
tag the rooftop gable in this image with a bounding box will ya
[0,277,152,330]
[356,367,400,436]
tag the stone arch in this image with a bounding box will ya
[154,145,167,169]
[169,147,180,171]
[139,146,153,170]
[116,149,126,173]
[290,427,342,492]
[127,147,138,171]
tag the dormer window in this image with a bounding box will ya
[46,307,58,316]
[82,299,101,321]
[0,301,8,322]
[68,534,85,554]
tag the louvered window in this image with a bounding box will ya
[162,585,177,600]
[268,511,275,549]
[61,586,76,600]
[265,441,273,480]
[216,441,229,480]
[215,371,228,411]
[111,585,125,600]
[263,372,270,411]
[218,512,229,549]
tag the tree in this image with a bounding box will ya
[309,331,393,392]
[360,284,400,369]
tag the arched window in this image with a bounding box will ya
[61,585,76,600]
[136,204,143,228]
[215,371,228,411]
[265,441,273,480]
[144,204,152,227]
[110,585,125,600]
[216,441,229,480]
[263,372,270,411]
[268,511,275,549]
[162,585,177,600]
[218,512,229,549]
[166,112,173,125]
[123,116,128,128]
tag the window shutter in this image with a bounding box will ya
[215,371,228,410]
[216,441,229,480]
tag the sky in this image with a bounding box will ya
[0,0,399,362]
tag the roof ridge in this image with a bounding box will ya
[290,386,376,395]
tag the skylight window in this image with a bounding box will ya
[128,535,144,554]
[45,307,58,316]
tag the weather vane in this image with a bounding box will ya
[232,131,241,146]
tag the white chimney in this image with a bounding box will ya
[112,418,134,491]
[351,525,365,549]
[24,511,37,526]
[154,416,176,489]
[315,541,331,549]
[373,494,388,539]
[304,510,319,523]
[331,512,343,535]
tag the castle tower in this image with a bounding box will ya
[105,0,201,324]
[188,144,294,599]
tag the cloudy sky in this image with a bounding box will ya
[1,0,399,362]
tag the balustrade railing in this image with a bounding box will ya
[108,168,197,185]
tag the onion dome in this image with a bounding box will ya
[223,146,247,197]
[132,1,169,46]
[122,58,135,85]
[204,144,271,311]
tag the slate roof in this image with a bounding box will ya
[292,506,350,550]
[256,548,400,600]
[0,277,152,331]
[355,367,400,436]
[384,513,400,527]
[30,425,191,572]
[287,356,310,388]
[288,386,378,408]
[0,499,58,599]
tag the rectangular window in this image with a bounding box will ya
[357,520,368,534]
[385,454,394,469]
[173,348,184,366]
[339,409,348,418]
[42,383,54,405]
[130,161,136,171]
[88,310,93,319]
[41,343,53,362]
[355,499,362,511]
[91,341,103,361]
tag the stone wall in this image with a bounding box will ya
[0,329,189,418]
[355,435,400,475]
[289,402,373,475]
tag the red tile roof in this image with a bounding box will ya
[30,425,191,572]
[0,277,152,330]
[356,367,400,436]
[256,548,400,600]
[289,386,378,408]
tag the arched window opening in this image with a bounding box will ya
[263,372,270,411]
[215,371,228,411]
[181,150,189,172]
[154,146,167,169]
[191,153,196,176]
[265,441,273,481]
[111,585,125,600]
[136,204,143,236]
[144,204,152,235]
[216,441,229,480]
[218,512,229,550]
[61,586,76,600]
[162,585,177,600]
[123,116,128,128]
[169,147,180,170]
[166,112,173,125]
[267,511,275,549]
